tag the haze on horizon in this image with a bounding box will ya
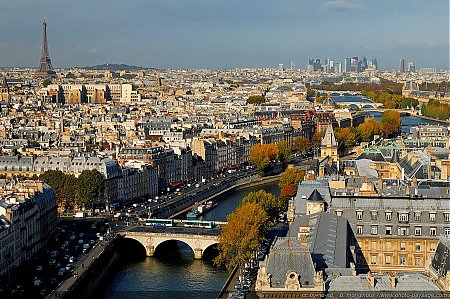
[0,0,448,70]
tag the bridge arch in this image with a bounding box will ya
[122,232,219,260]
[362,104,374,109]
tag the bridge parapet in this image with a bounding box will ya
[121,230,219,259]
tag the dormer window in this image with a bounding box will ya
[356,210,363,220]
[385,212,392,221]
[398,213,409,223]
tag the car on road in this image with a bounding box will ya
[154,223,165,229]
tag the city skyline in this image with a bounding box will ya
[0,0,448,70]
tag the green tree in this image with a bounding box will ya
[42,79,52,87]
[63,174,77,208]
[293,137,312,155]
[41,170,66,204]
[29,140,41,148]
[277,141,292,167]
[214,202,269,271]
[246,95,265,105]
[76,169,105,208]
[241,190,284,221]
[249,143,279,174]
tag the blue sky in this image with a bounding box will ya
[0,0,448,69]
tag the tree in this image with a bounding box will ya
[42,170,66,204]
[241,190,284,221]
[381,110,401,137]
[357,119,383,142]
[280,184,296,198]
[279,167,304,191]
[62,174,77,208]
[246,95,265,105]
[293,137,312,156]
[277,141,292,167]
[249,143,279,174]
[335,127,356,149]
[76,169,105,208]
[29,140,41,148]
[214,202,269,271]
[42,79,52,87]
[311,131,324,150]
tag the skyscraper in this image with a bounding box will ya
[33,19,56,78]
[400,58,405,73]
[408,62,416,73]
[344,58,351,73]
[350,57,359,72]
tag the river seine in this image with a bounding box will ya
[99,97,445,298]
[99,182,280,299]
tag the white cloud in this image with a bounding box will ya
[320,0,363,12]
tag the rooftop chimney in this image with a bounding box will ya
[367,272,375,288]
[388,272,396,288]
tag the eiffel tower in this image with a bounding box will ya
[33,18,56,78]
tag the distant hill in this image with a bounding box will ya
[83,64,155,71]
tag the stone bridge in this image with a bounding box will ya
[338,102,384,109]
[120,229,220,259]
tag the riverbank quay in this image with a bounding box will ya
[46,235,119,299]
[416,114,450,125]
[169,174,281,219]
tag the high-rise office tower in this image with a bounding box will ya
[33,19,56,78]
[350,57,359,72]
[361,57,368,72]
[400,58,405,73]
[408,62,416,73]
[371,58,378,70]
[344,58,351,73]
[278,64,285,71]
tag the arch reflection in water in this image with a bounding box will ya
[103,240,227,299]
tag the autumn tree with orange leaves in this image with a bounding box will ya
[214,202,270,271]
[249,143,279,174]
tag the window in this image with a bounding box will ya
[371,241,377,250]
[400,242,406,251]
[356,225,363,235]
[385,255,391,265]
[445,227,450,237]
[400,256,406,266]
[415,243,421,251]
[415,257,421,266]
[370,211,378,221]
[444,213,450,222]
[335,210,343,217]
[371,255,377,265]
[429,213,436,222]
[371,226,378,235]
[356,211,363,220]
[431,243,436,252]
[386,242,391,250]
[398,213,409,222]
[430,227,437,236]
[415,227,422,236]
[385,212,392,221]
[398,227,409,236]
[415,212,421,221]
[385,226,392,235]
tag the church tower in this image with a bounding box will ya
[320,124,338,162]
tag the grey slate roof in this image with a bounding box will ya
[294,180,331,215]
[265,237,316,288]
[289,212,351,270]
